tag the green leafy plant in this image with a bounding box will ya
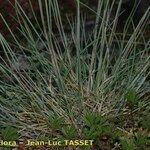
[134,132,149,149]
[61,125,77,139]
[112,129,124,140]
[1,126,19,141]
[121,138,135,150]
[141,115,150,129]
[48,114,64,131]
[83,112,112,139]
[125,88,139,105]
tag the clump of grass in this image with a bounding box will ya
[0,0,149,149]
